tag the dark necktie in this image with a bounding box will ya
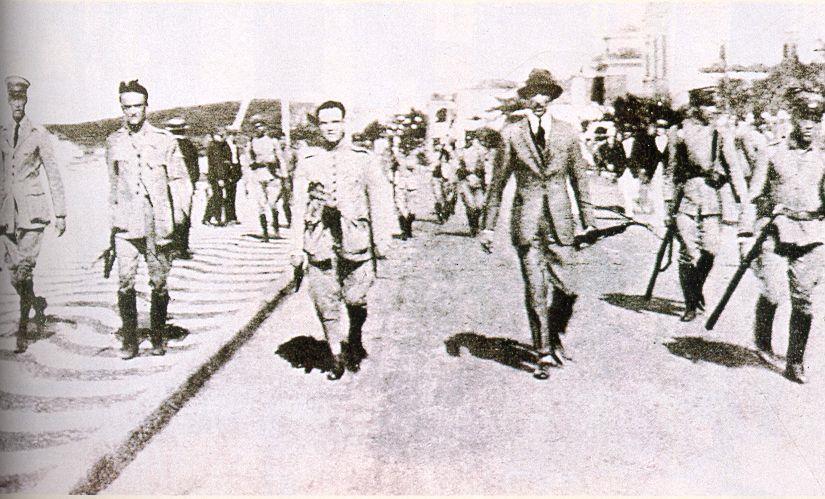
[535,121,546,150]
[13,123,20,148]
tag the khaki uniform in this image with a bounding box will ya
[1,118,66,286]
[247,135,286,217]
[291,139,398,348]
[393,150,420,218]
[458,142,489,234]
[106,121,192,293]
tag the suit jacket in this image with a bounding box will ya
[0,117,66,231]
[291,139,399,263]
[106,121,193,242]
[628,133,660,181]
[483,116,595,247]
[206,141,231,183]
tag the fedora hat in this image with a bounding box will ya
[517,68,563,100]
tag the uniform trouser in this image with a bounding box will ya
[617,169,641,215]
[204,181,225,223]
[516,239,580,353]
[280,176,293,224]
[224,180,239,221]
[458,180,485,225]
[753,237,825,315]
[307,257,375,351]
[250,177,282,218]
[394,185,416,217]
[676,213,721,265]
[430,176,446,207]
[4,229,45,289]
[116,235,173,294]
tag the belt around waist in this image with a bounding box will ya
[780,209,824,221]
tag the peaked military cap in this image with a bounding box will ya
[6,75,30,98]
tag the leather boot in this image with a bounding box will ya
[345,305,368,371]
[547,289,576,362]
[754,295,779,365]
[271,209,280,238]
[259,214,269,242]
[679,263,699,322]
[785,307,812,384]
[14,280,34,354]
[149,290,169,356]
[398,216,408,240]
[405,215,415,238]
[118,290,139,360]
[695,251,715,311]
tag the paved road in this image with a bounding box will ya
[104,179,825,495]
[0,161,294,493]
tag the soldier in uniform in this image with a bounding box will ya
[106,80,193,359]
[738,88,824,384]
[290,101,398,380]
[663,89,747,322]
[247,122,286,241]
[0,75,67,353]
[392,141,420,240]
[457,131,490,236]
[166,117,199,259]
[480,69,598,379]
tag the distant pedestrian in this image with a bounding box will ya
[204,131,231,226]
[166,117,199,258]
[224,128,243,225]
[247,122,286,241]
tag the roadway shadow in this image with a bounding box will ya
[435,229,474,238]
[601,293,685,317]
[444,332,537,374]
[664,336,784,374]
[275,335,335,374]
[243,233,283,241]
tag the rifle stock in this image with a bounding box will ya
[644,189,683,301]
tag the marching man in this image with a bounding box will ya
[1,76,67,353]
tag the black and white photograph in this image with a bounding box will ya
[1,0,824,495]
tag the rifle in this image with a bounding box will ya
[705,213,779,330]
[574,220,651,249]
[644,188,683,301]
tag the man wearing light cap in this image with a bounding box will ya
[246,120,287,241]
[1,75,67,353]
[738,87,825,384]
[106,80,193,359]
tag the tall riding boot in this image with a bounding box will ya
[398,216,408,240]
[679,263,699,322]
[406,214,415,238]
[345,304,369,371]
[149,290,170,356]
[785,307,813,384]
[118,289,139,360]
[754,295,778,362]
[271,209,280,238]
[259,214,270,242]
[14,280,34,354]
[695,251,715,311]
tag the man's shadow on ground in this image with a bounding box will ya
[444,332,538,374]
[664,336,784,374]
[601,293,685,317]
[434,229,475,238]
[275,335,335,374]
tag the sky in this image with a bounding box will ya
[1,1,823,124]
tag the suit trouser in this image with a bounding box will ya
[116,235,173,294]
[753,237,824,314]
[204,181,225,223]
[394,185,416,217]
[516,239,580,352]
[617,169,641,215]
[676,213,721,265]
[3,228,44,288]
[224,180,239,221]
[307,257,375,347]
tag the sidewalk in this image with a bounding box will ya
[0,162,296,493]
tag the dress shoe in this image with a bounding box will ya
[532,363,550,380]
[680,309,698,322]
[784,362,807,384]
[14,336,27,354]
[555,344,573,362]
[327,355,345,381]
[121,342,139,360]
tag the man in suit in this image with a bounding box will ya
[223,127,243,225]
[204,131,231,226]
[289,101,398,380]
[0,75,67,353]
[106,80,193,359]
[480,69,598,380]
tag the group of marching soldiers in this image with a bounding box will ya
[381,129,494,239]
[2,70,823,385]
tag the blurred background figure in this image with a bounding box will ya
[203,130,231,226]
[223,127,243,225]
[166,117,199,258]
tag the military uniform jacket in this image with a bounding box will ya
[0,117,66,231]
[663,120,747,217]
[458,143,489,187]
[249,136,286,181]
[743,141,825,246]
[483,116,596,247]
[106,122,193,242]
[291,139,399,263]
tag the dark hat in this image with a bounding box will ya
[6,75,30,98]
[119,79,148,100]
[594,126,608,135]
[517,68,563,100]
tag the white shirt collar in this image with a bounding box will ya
[525,111,552,138]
